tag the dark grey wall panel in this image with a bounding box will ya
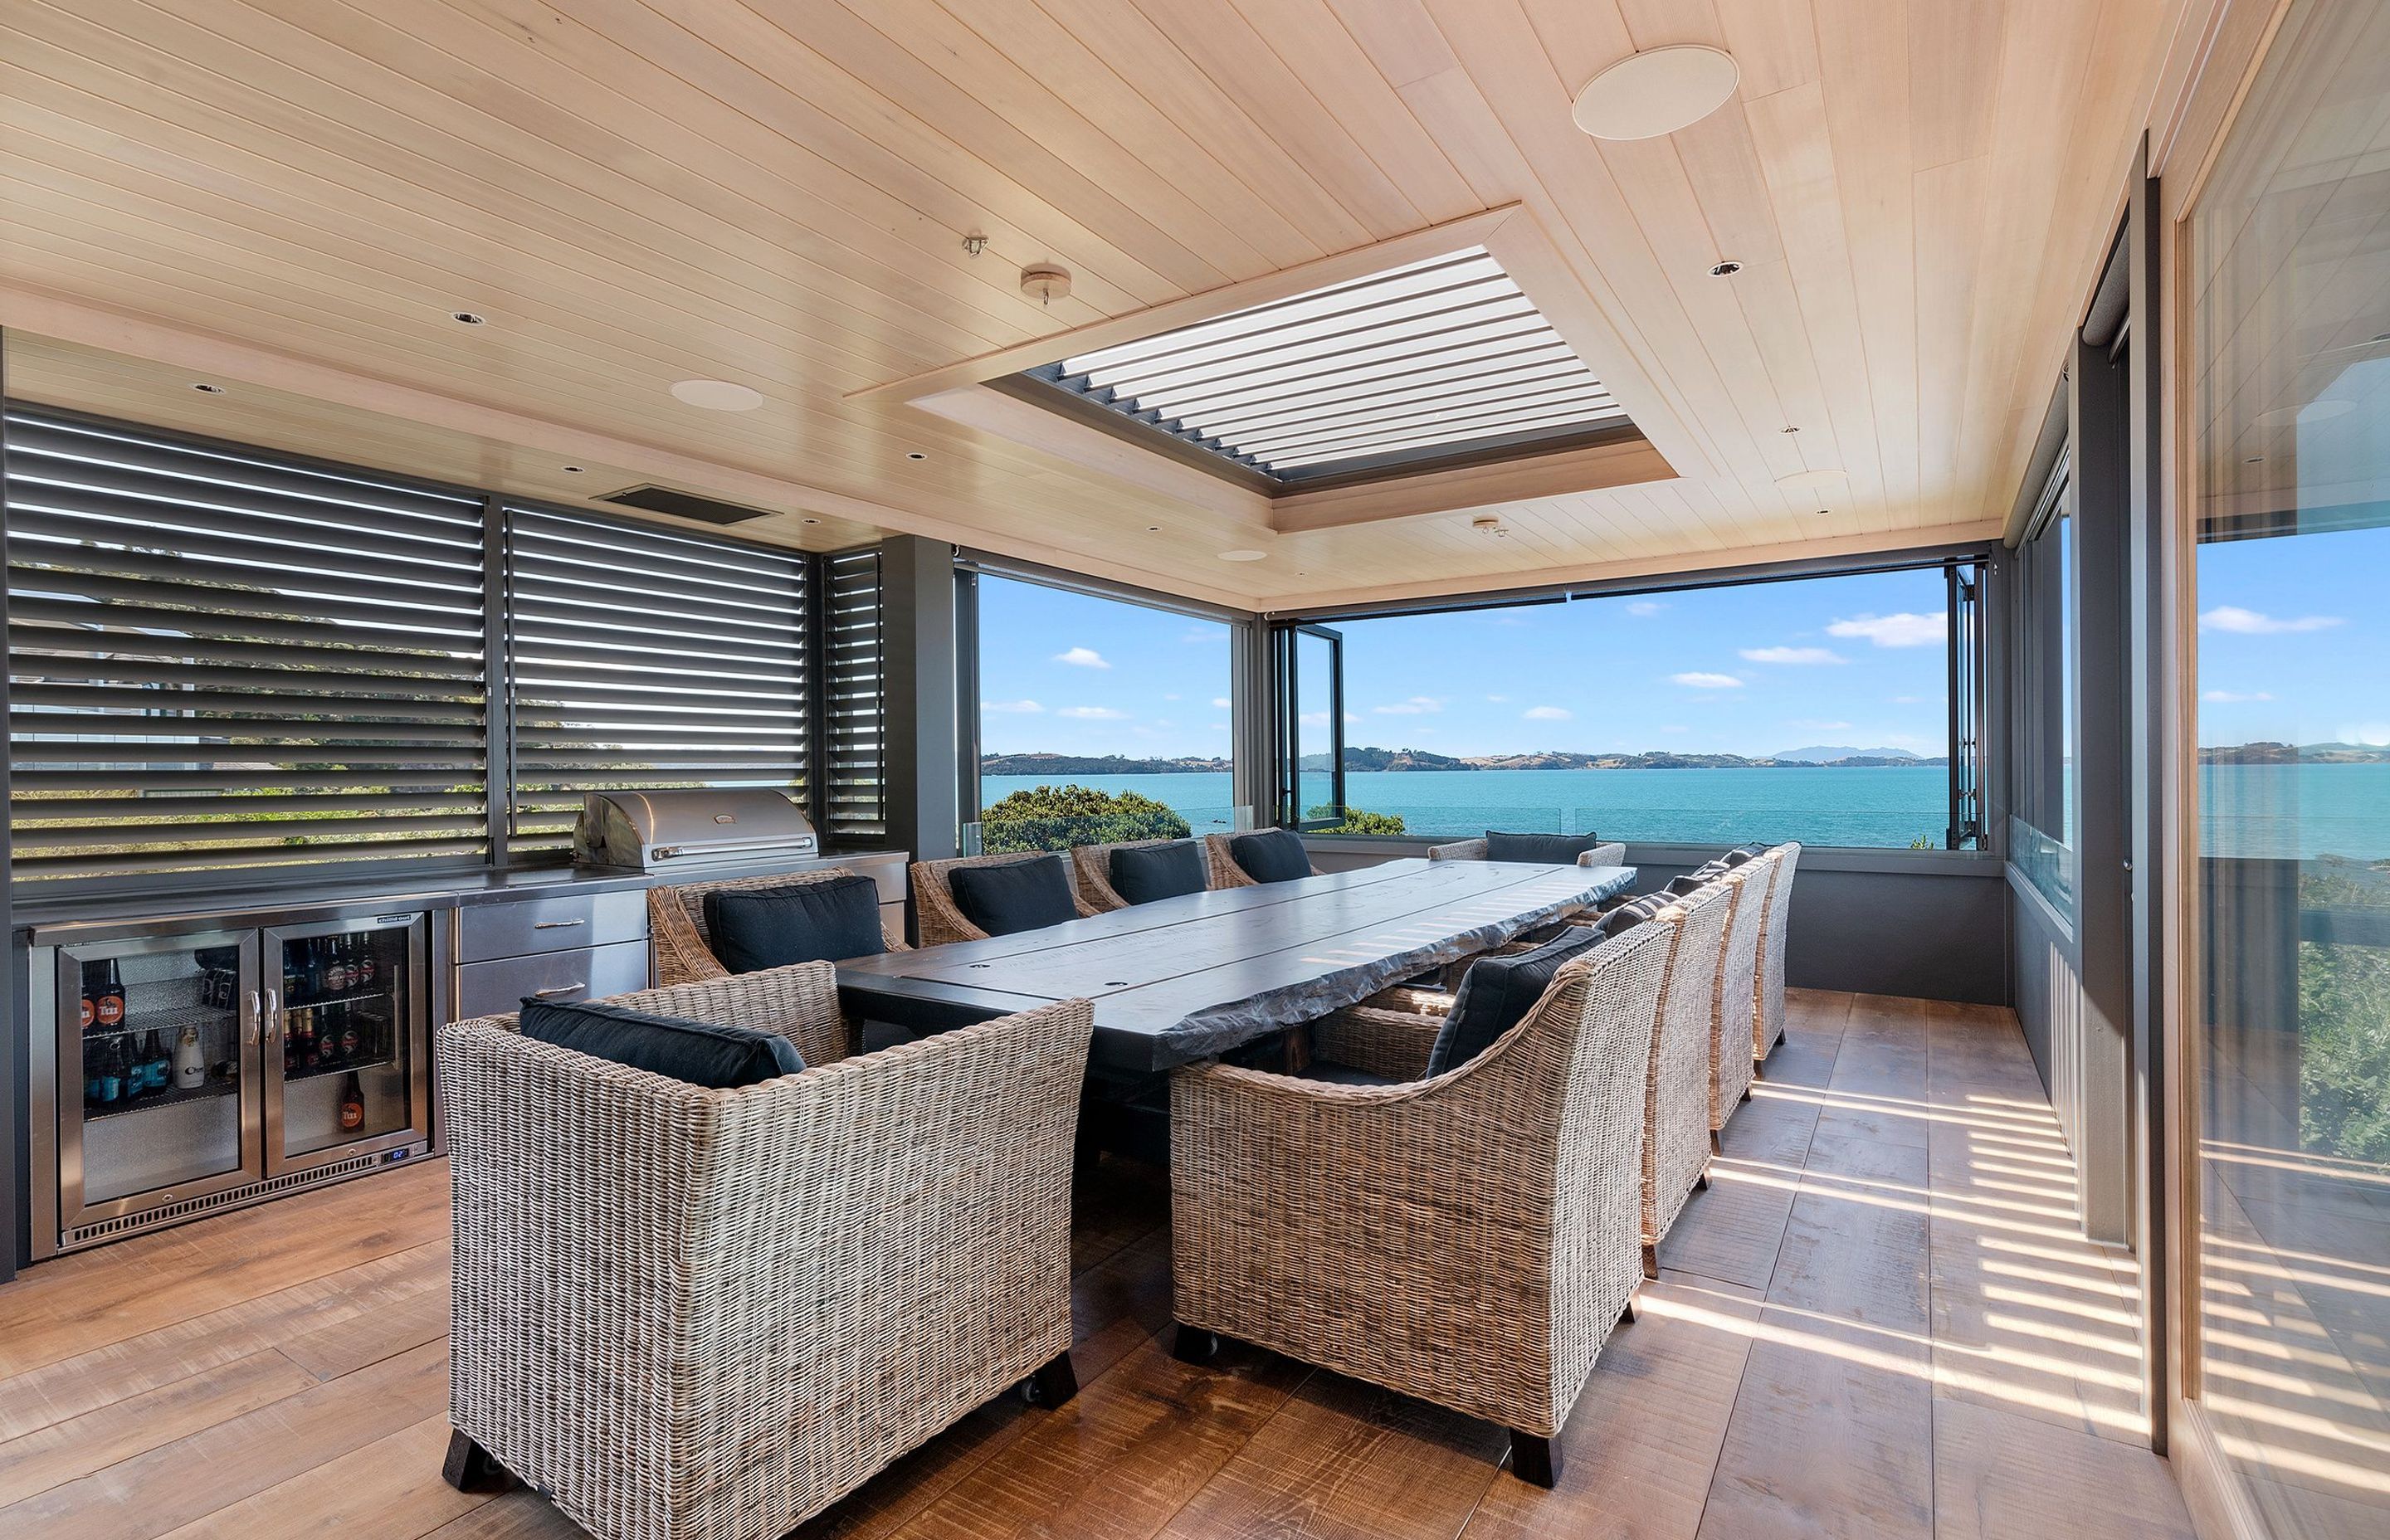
[1308,841,2012,1007]
[2010,878,2068,1091]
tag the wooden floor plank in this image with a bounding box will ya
[0,1340,448,1540]
[0,994,2191,1540]
[1153,1367,1505,1540]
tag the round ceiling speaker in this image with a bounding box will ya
[1572,46,1741,140]
[671,378,764,412]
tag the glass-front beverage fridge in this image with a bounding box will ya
[31,909,435,1255]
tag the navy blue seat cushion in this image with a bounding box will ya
[1483,830,1605,864]
[1724,846,1765,866]
[1426,925,1606,1077]
[1108,840,1208,905]
[519,997,802,1089]
[1664,874,1706,896]
[949,853,1080,937]
[1229,828,1313,884]
[703,874,885,973]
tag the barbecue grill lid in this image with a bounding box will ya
[573,789,817,867]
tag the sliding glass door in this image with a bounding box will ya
[2183,2,2390,1529]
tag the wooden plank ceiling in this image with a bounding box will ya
[0,0,2186,609]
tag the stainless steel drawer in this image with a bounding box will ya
[453,939,650,1021]
[456,889,646,964]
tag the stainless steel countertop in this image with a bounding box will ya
[12,852,908,946]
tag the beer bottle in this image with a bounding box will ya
[80,961,98,1031]
[338,1071,366,1133]
[173,1026,206,1090]
[95,961,127,1033]
[99,1038,129,1106]
[139,1029,170,1094]
[326,939,349,995]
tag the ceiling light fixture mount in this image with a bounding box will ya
[905,451,929,461]
[190,382,224,393]
[1710,260,1744,277]
[962,233,988,258]
[1471,514,1510,538]
[1020,262,1072,305]
[1572,46,1740,140]
[670,378,764,412]
[561,465,585,474]
[451,310,487,325]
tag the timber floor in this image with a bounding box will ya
[0,990,2197,1540]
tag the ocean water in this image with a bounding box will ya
[979,763,2390,859]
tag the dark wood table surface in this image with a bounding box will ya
[837,858,1636,1072]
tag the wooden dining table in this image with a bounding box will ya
[836,857,1636,1074]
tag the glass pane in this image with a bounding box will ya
[1307,568,1955,846]
[278,927,413,1158]
[1294,631,1340,824]
[2190,2,2390,1529]
[73,941,246,1205]
[972,575,1236,852]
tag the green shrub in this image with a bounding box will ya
[1306,803,1407,836]
[979,783,1192,855]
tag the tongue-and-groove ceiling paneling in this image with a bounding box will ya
[0,0,2185,607]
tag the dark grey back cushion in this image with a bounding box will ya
[1426,925,1605,1076]
[1484,830,1605,864]
[1229,828,1312,884]
[520,997,803,1088]
[1109,840,1207,904]
[949,853,1080,937]
[1724,846,1764,866]
[703,874,884,973]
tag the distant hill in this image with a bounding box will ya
[1771,745,1923,764]
[2199,741,2390,764]
[981,752,1232,776]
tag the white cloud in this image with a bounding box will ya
[1210,696,1232,709]
[982,699,1044,714]
[1626,600,1666,617]
[2199,606,2343,635]
[1055,705,1126,720]
[1671,671,1744,689]
[1298,711,1329,728]
[1740,646,1846,665]
[1162,692,1181,701]
[1373,695,1442,715]
[2339,722,2390,746]
[2201,690,2275,704]
[1827,612,1945,648]
[1345,713,1363,725]
[1523,704,1573,721]
[1052,646,1111,669]
[1486,694,1510,703]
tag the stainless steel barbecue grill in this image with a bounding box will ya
[572,789,820,876]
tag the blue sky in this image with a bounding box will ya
[978,568,1955,759]
[2195,519,2388,748]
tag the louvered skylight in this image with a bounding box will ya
[1025,248,1632,481]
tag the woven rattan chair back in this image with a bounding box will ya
[1641,881,1734,1262]
[440,979,1095,1540]
[647,867,906,989]
[1069,838,1206,912]
[1200,831,1324,889]
[1709,864,1770,1128]
[1753,843,1802,1060]
[910,852,1100,946]
[1168,918,1673,1448]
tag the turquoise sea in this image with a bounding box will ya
[979,763,2390,859]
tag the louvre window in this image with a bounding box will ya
[5,407,490,883]
[1027,248,1631,481]
[820,548,887,842]
[503,504,813,855]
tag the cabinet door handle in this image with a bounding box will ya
[262,987,281,1040]
[531,919,585,930]
[530,983,585,998]
[246,990,262,1045]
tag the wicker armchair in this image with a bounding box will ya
[910,852,1100,946]
[1753,843,1802,1065]
[1168,920,1675,1488]
[1201,831,1324,889]
[1709,864,1770,1138]
[647,867,908,989]
[1638,884,1734,1276]
[437,965,1095,1540]
[1069,837,1209,913]
[1426,838,1629,870]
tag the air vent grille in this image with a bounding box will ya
[595,485,774,526]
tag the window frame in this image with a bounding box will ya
[1268,543,1996,853]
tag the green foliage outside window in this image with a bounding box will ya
[2300,865,2390,1163]
[978,783,1193,855]
[1306,804,1407,836]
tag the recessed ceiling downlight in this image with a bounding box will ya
[671,378,764,412]
[1217,549,1267,562]
[1572,46,1740,140]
